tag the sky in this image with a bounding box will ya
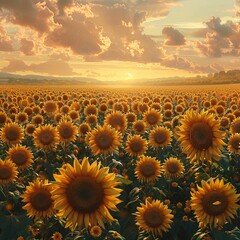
[0,0,240,81]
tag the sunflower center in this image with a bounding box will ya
[11,151,28,165]
[0,115,6,124]
[6,128,19,141]
[134,123,144,132]
[66,176,104,213]
[139,162,156,177]
[60,126,73,139]
[30,189,52,211]
[233,122,240,133]
[39,131,54,145]
[202,191,228,216]
[146,114,158,125]
[153,131,167,144]
[190,122,213,150]
[231,138,240,150]
[130,141,143,152]
[167,162,179,174]
[95,132,113,150]
[144,207,164,228]
[0,167,11,180]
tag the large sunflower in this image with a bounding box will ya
[87,125,122,155]
[163,157,185,179]
[7,145,33,170]
[1,123,24,145]
[0,159,18,185]
[52,158,122,230]
[57,120,78,145]
[22,178,55,219]
[177,110,225,161]
[149,126,172,148]
[191,179,240,229]
[33,125,59,150]
[135,156,162,184]
[136,199,173,237]
[125,135,147,157]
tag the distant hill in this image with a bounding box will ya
[0,70,240,85]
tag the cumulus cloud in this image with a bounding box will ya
[45,11,108,55]
[0,24,13,51]
[196,16,240,57]
[20,38,35,55]
[0,0,54,33]
[162,55,223,73]
[2,59,76,75]
[162,26,186,45]
[235,0,240,16]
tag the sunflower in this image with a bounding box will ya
[84,104,98,116]
[33,125,59,150]
[163,157,184,179]
[25,124,36,136]
[79,122,91,135]
[230,117,240,134]
[57,120,77,144]
[133,120,146,134]
[52,158,122,230]
[149,126,172,148]
[126,112,136,124]
[32,114,44,125]
[177,110,225,161]
[220,117,230,129]
[69,110,79,122]
[44,101,58,115]
[125,135,147,157]
[104,111,127,132]
[22,178,54,219]
[136,199,173,237]
[0,111,8,125]
[228,134,240,154]
[90,226,102,237]
[135,156,162,184]
[191,179,240,229]
[0,159,18,185]
[87,125,122,155]
[1,123,24,145]
[86,114,98,125]
[7,145,33,170]
[15,112,28,124]
[52,232,62,240]
[143,109,162,127]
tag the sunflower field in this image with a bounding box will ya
[0,85,239,240]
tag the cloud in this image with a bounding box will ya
[0,24,13,51]
[45,11,107,55]
[20,38,35,55]
[162,55,223,73]
[235,0,240,16]
[0,0,54,33]
[196,17,240,57]
[2,59,76,75]
[162,26,186,45]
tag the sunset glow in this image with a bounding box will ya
[0,0,239,81]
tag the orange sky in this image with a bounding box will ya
[0,0,240,81]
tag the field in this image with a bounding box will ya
[0,84,240,240]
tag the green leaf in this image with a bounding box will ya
[115,175,132,185]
